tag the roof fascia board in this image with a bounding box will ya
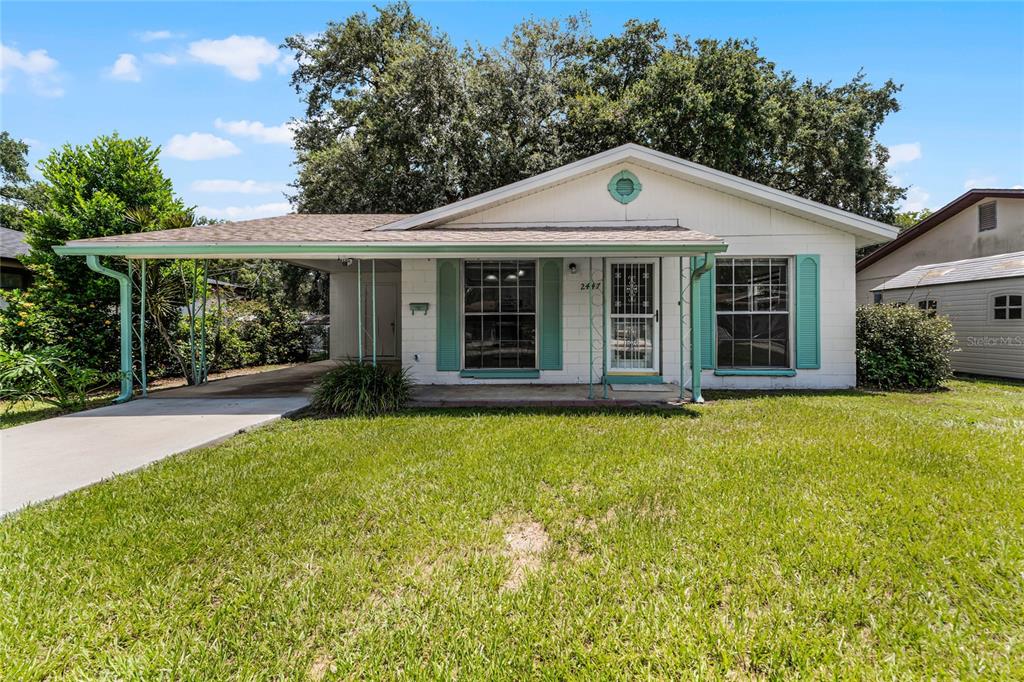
[54,241,728,259]
[381,143,898,242]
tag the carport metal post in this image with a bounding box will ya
[371,259,377,366]
[588,257,593,400]
[200,259,208,383]
[357,260,364,362]
[679,256,685,402]
[139,260,148,396]
[85,255,132,403]
[602,256,609,399]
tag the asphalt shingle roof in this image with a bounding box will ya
[66,214,724,246]
[0,227,30,259]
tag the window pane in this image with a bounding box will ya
[770,314,788,340]
[464,317,483,369]
[751,315,770,340]
[733,285,751,312]
[995,308,1007,320]
[716,261,732,285]
[517,262,536,285]
[752,259,771,286]
[518,316,536,367]
[1009,295,1022,307]
[995,295,1007,307]
[498,317,520,367]
[716,285,734,311]
[464,262,482,287]
[751,339,770,367]
[482,261,501,286]
[733,340,752,366]
[500,287,518,313]
[518,286,535,313]
[717,338,733,367]
[1009,308,1023,320]
[465,287,483,313]
[481,316,501,367]
[482,286,499,313]
[734,261,751,284]
[768,338,788,367]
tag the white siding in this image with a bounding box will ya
[880,278,1024,379]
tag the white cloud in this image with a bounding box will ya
[1,42,64,97]
[108,53,141,82]
[902,186,931,212]
[196,202,291,220]
[886,142,921,167]
[214,118,295,145]
[964,175,999,190]
[139,30,179,42]
[146,53,178,66]
[164,133,241,161]
[191,179,287,194]
[1011,184,1024,190]
[188,35,281,81]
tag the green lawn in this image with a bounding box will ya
[2,379,1023,678]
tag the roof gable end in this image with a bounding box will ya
[379,143,898,243]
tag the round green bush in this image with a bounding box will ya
[311,362,412,416]
[856,304,958,390]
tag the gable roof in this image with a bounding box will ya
[377,143,898,244]
[873,250,1024,291]
[1,227,30,259]
[857,189,1024,271]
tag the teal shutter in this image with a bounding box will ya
[436,259,460,371]
[538,258,563,370]
[795,254,821,369]
[692,257,715,369]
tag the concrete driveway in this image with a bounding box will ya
[1,363,334,516]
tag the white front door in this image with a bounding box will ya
[362,281,398,358]
[607,259,660,374]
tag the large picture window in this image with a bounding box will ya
[464,260,536,369]
[715,257,790,368]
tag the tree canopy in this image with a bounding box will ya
[0,131,47,232]
[287,3,905,221]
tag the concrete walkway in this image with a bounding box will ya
[0,362,338,516]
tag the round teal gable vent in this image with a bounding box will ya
[607,170,642,204]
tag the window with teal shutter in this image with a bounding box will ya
[436,259,460,371]
[691,257,715,369]
[538,258,563,370]
[795,254,821,369]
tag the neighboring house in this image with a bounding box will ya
[1,226,33,292]
[856,189,1024,305]
[54,144,897,401]
[873,251,1024,380]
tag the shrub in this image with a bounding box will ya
[856,304,958,390]
[312,362,412,416]
[0,344,109,412]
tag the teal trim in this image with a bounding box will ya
[607,170,643,204]
[691,256,715,370]
[54,242,729,258]
[679,256,685,401]
[85,255,132,403]
[459,369,541,379]
[605,375,663,384]
[689,253,715,403]
[714,369,796,377]
[795,254,821,369]
[139,260,147,396]
[436,259,461,371]
[538,258,563,370]
[371,259,377,366]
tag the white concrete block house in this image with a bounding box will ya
[57,145,897,401]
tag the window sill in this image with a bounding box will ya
[459,369,541,379]
[714,369,797,377]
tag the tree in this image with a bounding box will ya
[287,3,906,221]
[14,134,185,372]
[0,131,47,231]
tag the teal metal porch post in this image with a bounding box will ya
[371,259,377,366]
[601,256,609,399]
[85,255,133,403]
[139,260,148,396]
[689,252,715,403]
[357,260,363,362]
[588,257,594,400]
[679,256,685,401]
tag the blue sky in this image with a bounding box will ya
[3,1,1022,221]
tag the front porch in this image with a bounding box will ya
[409,382,691,408]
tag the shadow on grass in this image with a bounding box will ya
[293,404,701,421]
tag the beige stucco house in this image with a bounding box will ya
[856,189,1024,305]
[56,144,896,402]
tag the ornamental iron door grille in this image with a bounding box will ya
[608,260,659,372]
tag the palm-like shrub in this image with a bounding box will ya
[856,304,958,390]
[312,362,412,416]
[0,344,107,412]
